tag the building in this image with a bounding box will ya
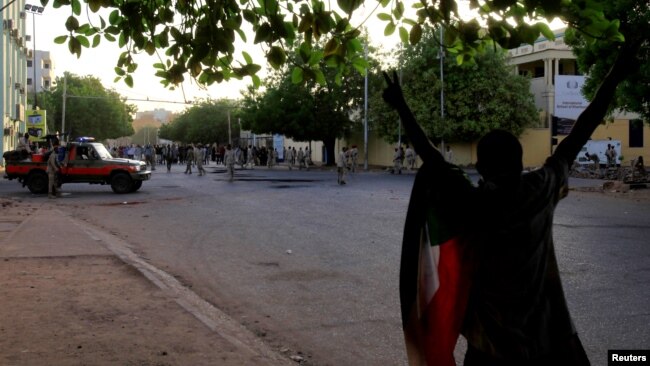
[508,29,648,168]
[342,29,649,169]
[26,49,54,97]
[1,0,29,160]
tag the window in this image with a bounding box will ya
[26,78,32,85]
[44,80,50,88]
[27,60,32,67]
[629,119,644,148]
[44,63,50,69]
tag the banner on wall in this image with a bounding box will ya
[554,75,588,120]
[273,134,284,160]
[25,109,47,142]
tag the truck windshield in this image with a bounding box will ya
[90,143,114,160]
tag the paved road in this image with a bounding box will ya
[1,163,648,366]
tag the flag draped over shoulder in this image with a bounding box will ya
[400,163,475,366]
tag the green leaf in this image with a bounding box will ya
[267,46,286,69]
[76,35,90,47]
[409,23,422,44]
[308,50,323,66]
[352,57,369,74]
[109,10,120,26]
[54,35,68,44]
[144,41,155,55]
[254,23,272,44]
[291,67,303,83]
[92,34,100,47]
[114,67,126,76]
[242,51,253,64]
[299,42,311,63]
[534,22,554,41]
[399,26,408,43]
[118,33,127,48]
[384,22,396,36]
[314,69,326,85]
[65,16,79,31]
[72,0,81,15]
[124,75,133,88]
[89,0,101,12]
[377,13,392,21]
[68,37,82,58]
[252,74,261,88]
[324,38,339,56]
[337,0,362,15]
[104,33,116,42]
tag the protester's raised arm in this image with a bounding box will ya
[382,71,444,166]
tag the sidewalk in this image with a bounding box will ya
[0,198,293,366]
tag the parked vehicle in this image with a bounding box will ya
[3,138,151,194]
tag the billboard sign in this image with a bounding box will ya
[25,109,47,142]
[554,75,588,120]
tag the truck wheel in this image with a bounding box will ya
[111,173,133,194]
[130,180,143,192]
[27,171,48,194]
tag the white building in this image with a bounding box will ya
[26,49,54,96]
[1,0,30,158]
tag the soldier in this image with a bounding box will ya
[195,144,207,176]
[350,145,359,173]
[304,146,311,170]
[285,146,294,170]
[297,147,305,170]
[247,145,255,169]
[47,145,62,199]
[337,146,349,185]
[184,145,194,174]
[392,147,403,174]
[224,144,236,182]
[165,144,177,172]
[404,144,415,170]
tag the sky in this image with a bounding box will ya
[26,2,563,114]
[27,2,406,114]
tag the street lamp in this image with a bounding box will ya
[25,4,44,110]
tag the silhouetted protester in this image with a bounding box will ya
[383,71,593,366]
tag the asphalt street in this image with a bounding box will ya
[1,162,648,366]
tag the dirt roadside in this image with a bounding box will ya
[0,198,295,366]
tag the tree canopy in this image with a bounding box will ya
[40,73,135,140]
[239,54,365,164]
[564,0,649,121]
[158,99,238,144]
[370,29,538,144]
[43,0,628,89]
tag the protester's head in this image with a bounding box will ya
[24,132,30,140]
[476,129,523,180]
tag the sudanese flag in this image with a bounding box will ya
[400,163,475,366]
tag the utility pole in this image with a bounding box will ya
[363,41,369,171]
[25,4,44,109]
[61,75,66,140]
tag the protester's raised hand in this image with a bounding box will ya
[382,70,406,109]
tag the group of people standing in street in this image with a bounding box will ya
[336,145,360,185]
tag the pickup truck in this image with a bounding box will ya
[3,140,151,194]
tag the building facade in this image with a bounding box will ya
[1,0,29,161]
[26,49,54,97]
